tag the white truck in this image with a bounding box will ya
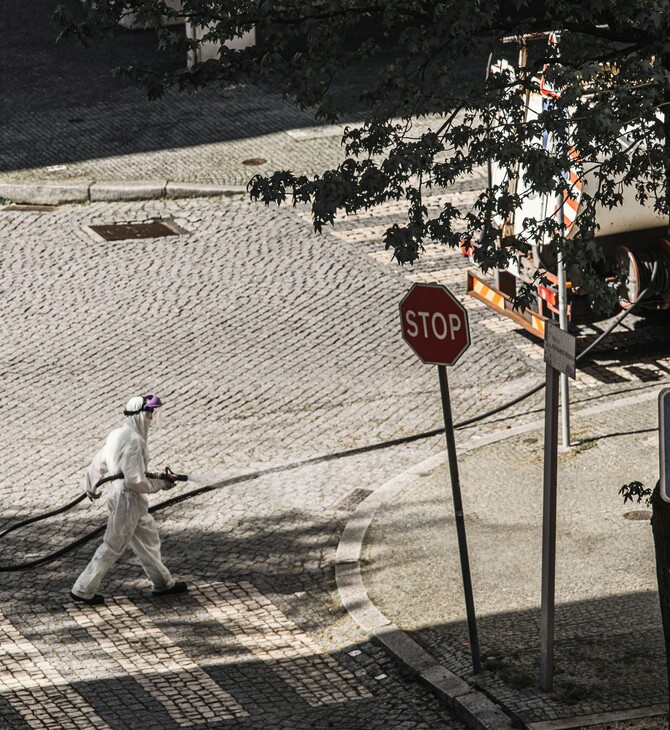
[466,35,670,338]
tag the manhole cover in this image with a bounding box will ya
[89,221,179,241]
[3,204,56,212]
[242,158,267,166]
[334,488,373,512]
[623,510,652,521]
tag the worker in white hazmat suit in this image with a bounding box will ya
[70,394,187,606]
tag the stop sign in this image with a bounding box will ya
[399,283,470,366]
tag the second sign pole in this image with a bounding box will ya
[540,323,577,691]
[539,360,559,691]
[438,364,482,675]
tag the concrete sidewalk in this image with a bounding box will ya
[0,7,444,207]
[0,0,360,204]
[337,388,669,730]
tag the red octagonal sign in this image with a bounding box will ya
[399,283,471,366]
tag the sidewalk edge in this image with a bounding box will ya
[335,450,517,730]
[0,180,247,206]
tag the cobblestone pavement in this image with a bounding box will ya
[0,195,476,729]
[0,0,374,189]
[4,4,670,728]
[0,0,466,197]
[2,190,669,729]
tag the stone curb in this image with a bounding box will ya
[335,386,663,730]
[336,452,517,730]
[0,180,247,206]
[525,705,668,730]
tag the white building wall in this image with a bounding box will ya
[186,24,256,65]
[116,0,184,29]
[91,2,257,64]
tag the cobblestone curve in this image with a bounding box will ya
[1,194,474,729]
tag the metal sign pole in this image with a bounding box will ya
[437,364,482,675]
[557,248,570,448]
[539,360,560,691]
[660,388,670,502]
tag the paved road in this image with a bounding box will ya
[0,195,473,729]
[0,0,365,187]
[3,188,670,729]
[0,8,508,727]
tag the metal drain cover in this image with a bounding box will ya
[3,204,56,212]
[89,221,179,241]
[334,488,373,512]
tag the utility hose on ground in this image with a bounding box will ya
[0,270,658,572]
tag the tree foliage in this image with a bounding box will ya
[56,1,670,312]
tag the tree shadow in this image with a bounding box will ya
[407,591,667,724]
[2,1,488,177]
[0,1,378,175]
[0,501,667,726]
[0,633,447,729]
[0,504,354,605]
[0,509,454,729]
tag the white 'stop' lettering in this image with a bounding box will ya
[404,310,462,340]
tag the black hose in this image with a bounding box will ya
[0,473,181,542]
[0,267,659,572]
[0,525,108,572]
[0,493,87,540]
[577,261,658,362]
[0,473,123,540]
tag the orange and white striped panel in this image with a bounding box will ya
[539,32,560,98]
[530,313,546,336]
[554,145,583,231]
[539,33,583,232]
[471,278,505,310]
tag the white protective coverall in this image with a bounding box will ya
[71,398,175,600]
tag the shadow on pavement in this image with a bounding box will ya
[411,591,666,724]
[0,494,666,725]
[0,0,376,175]
[0,510,456,729]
